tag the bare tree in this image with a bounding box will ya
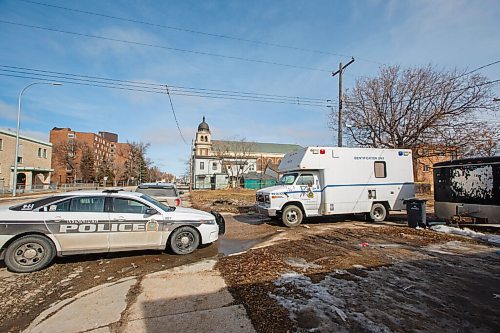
[123,141,151,184]
[96,157,113,186]
[52,139,82,183]
[461,123,499,157]
[147,166,163,182]
[334,65,497,159]
[80,144,96,182]
[213,138,255,188]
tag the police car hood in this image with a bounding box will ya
[171,207,215,220]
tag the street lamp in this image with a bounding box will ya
[13,82,62,196]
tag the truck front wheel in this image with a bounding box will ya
[282,205,303,227]
[369,203,387,222]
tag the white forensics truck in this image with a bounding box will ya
[256,147,415,227]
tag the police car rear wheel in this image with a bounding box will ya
[282,205,303,227]
[170,226,200,255]
[4,235,56,273]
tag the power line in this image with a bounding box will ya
[461,60,500,77]
[19,0,384,65]
[0,19,333,73]
[0,65,333,106]
[165,85,188,145]
[0,71,333,107]
[0,65,329,102]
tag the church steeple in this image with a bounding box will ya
[195,116,212,156]
[197,116,210,132]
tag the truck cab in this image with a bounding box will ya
[256,171,322,226]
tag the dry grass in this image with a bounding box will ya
[189,189,257,213]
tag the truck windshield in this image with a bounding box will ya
[278,173,298,185]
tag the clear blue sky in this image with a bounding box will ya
[1,0,499,175]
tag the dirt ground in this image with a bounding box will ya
[190,189,257,213]
[0,195,275,333]
[1,191,498,332]
[217,221,500,333]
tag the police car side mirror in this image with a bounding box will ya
[145,208,158,215]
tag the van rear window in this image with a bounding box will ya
[136,188,177,197]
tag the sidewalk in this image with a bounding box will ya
[24,260,256,333]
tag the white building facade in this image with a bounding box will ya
[190,117,301,189]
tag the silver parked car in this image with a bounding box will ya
[135,183,182,207]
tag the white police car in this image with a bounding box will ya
[0,190,225,273]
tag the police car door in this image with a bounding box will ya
[44,196,110,253]
[108,197,163,250]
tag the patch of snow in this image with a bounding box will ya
[431,225,500,247]
[285,258,321,270]
[270,270,392,332]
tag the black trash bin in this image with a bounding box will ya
[406,199,427,228]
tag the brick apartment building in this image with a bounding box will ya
[50,128,131,184]
[414,145,458,192]
[0,129,53,191]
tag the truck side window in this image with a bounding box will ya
[374,161,387,178]
[296,174,314,186]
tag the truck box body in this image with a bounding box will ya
[256,147,415,221]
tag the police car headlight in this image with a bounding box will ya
[200,219,216,225]
[265,195,270,203]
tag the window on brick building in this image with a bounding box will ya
[423,164,430,172]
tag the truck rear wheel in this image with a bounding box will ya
[370,203,387,222]
[282,205,303,227]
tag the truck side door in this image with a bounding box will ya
[295,173,321,213]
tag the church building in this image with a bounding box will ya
[191,117,301,189]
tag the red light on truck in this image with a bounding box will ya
[175,198,181,206]
[320,149,325,154]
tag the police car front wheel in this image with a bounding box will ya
[169,226,200,255]
[4,235,56,273]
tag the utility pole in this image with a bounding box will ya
[332,57,355,147]
[189,140,193,192]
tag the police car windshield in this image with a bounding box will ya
[140,194,175,212]
[278,173,298,185]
